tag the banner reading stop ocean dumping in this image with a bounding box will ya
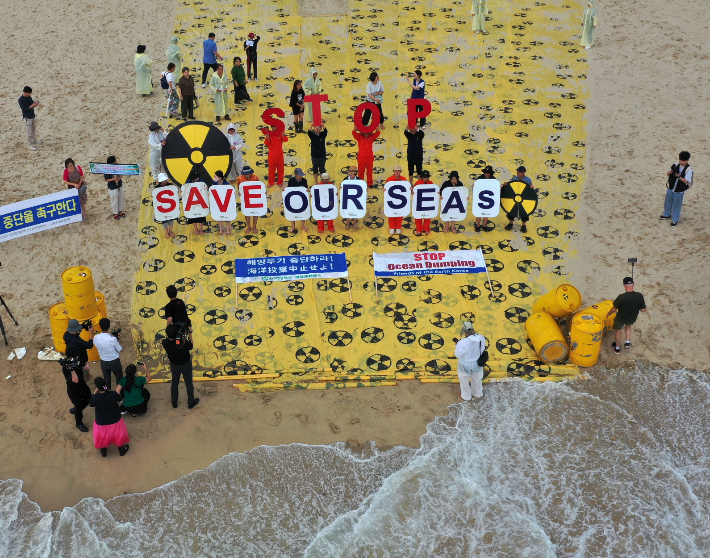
[373,250,487,277]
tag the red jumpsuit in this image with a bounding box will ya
[385,174,405,230]
[264,133,288,186]
[414,178,433,234]
[317,182,336,232]
[352,130,380,187]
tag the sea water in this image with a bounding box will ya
[2,363,710,557]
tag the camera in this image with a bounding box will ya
[59,356,81,371]
[111,328,121,338]
[81,319,93,331]
[174,322,191,347]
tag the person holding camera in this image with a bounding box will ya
[162,324,200,409]
[18,86,40,150]
[165,284,192,327]
[455,321,487,401]
[63,319,95,432]
[94,318,123,390]
[406,70,427,127]
[118,363,152,417]
[660,151,692,227]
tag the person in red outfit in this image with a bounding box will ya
[316,172,335,233]
[352,126,379,187]
[264,125,288,187]
[384,163,407,234]
[414,169,434,236]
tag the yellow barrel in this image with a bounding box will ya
[576,300,615,332]
[79,310,104,362]
[532,284,582,318]
[569,313,604,367]
[525,312,569,363]
[49,302,70,353]
[62,266,97,320]
[95,291,108,318]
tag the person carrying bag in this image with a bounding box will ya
[455,321,487,401]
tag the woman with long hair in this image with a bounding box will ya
[63,158,88,220]
[89,377,130,457]
[118,363,152,417]
[289,80,305,133]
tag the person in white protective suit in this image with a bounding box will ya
[147,122,166,181]
[454,321,487,401]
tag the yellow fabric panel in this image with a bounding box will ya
[164,157,194,186]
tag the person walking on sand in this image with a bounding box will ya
[201,32,223,87]
[148,122,166,181]
[660,150,692,227]
[264,125,288,188]
[134,45,153,96]
[90,377,130,457]
[103,155,125,221]
[580,1,597,50]
[210,64,231,122]
[166,36,182,71]
[352,125,380,188]
[303,68,323,125]
[471,0,490,33]
[455,321,486,401]
[211,171,233,235]
[18,86,40,150]
[607,277,647,354]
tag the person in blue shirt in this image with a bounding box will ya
[406,70,427,127]
[201,32,223,87]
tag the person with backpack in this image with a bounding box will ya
[660,150,693,227]
[455,321,487,401]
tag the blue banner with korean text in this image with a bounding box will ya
[235,253,348,284]
[0,190,82,243]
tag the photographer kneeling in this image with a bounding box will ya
[162,324,199,409]
[62,319,95,432]
[118,363,152,417]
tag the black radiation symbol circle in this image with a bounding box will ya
[235,309,253,322]
[377,278,397,292]
[139,307,155,318]
[384,302,407,317]
[282,321,306,337]
[330,234,354,248]
[205,243,227,256]
[204,309,228,325]
[421,289,442,304]
[214,285,231,298]
[486,259,504,273]
[221,261,236,275]
[296,346,321,363]
[389,235,409,247]
[175,277,196,292]
[361,327,384,343]
[329,278,350,293]
[364,216,384,229]
[341,303,364,318]
[397,331,416,345]
[367,354,392,371]
[324,310,338,323]
[136,281,157,295]
[244,335,263,347]
[162,121,233,185]
[417,241,439,252]
[401,280,417,292]
[496,338,523,355]
[138,236,159,249]
[286,294,304,305]
[288,281,305,292]
[224,360,250,375]
[288,243,305,255]
[277,226,297,238]
[500,181,538,220]
[508,283,533,298]
[393,312,417,330]
[517,260,541,274]
[543,247,564,260]
[238,235,260,248]
[213,335,238,351]
[240,286,263,301]
[425,359,451,375]
[419,333,444,350]
[200,264,217,275]
[143,259,165,272]
[396,358,415,370]
[537,226,559,238]
[430,312,455,328]
[507,362,533,376]
[327,330,353,347]
[505,307,530,323]
[460,285,481,300]
[330,358,347,372]
[449,240,472,251]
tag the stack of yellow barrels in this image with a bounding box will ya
[47,266,108,361]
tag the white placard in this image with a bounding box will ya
[412,183,440,219]
[440,186,469,222]
[209,185,237,221]
[0,189,82,243]
[283,186,311,221]
[152,185,181,222]
[472,179,501,218]
[239,181,268,217]
[383,181,412,218]
[181,182,210,219]
[310,184,339,221]
[339,180,367,219]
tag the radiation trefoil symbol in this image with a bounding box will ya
[162,121,233,185]
[500,181,538,221]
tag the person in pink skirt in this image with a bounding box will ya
[89,378,130,457]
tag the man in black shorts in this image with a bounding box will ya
[308,124,328,184]
[607,277,647,354]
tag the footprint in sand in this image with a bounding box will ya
[350,418,360,425]
[408,382,417,394]
[295,413,309,424]
[329,422,341,434]
[11,424,23,433]
[265,410,282,426]
[0,412,6,421]
[260,394,273,404]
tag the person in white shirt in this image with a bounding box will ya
[365,72,385,131]
[148,121,166,180]
[454,321,486,400]
[225,123,245,180]
[93,318,123,390]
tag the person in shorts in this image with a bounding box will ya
[607,277,647,354]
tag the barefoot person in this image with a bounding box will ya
[455,321,486,401]
[238,166,261,234]
[285,168,309,233]
[155,173,176,239]
[474,165,495,232]
[343,166,361,231]
[90,377,130,457]
[607,277,647,355]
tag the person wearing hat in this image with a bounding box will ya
[475,165,495,232]
[244,32,261,81]
[308,122,328,184]
[63,319,95,432]
[225,123,245,180]
[177,67,196,121]
[134,45,153,96]
[502,165,533,233]
[384,164,407,234]
[209,64,231,122]
[201,32,223,88]
[316,172,336,233]
[352,125,380,188]
[147,122,166,181]
[103,155,125,221]
[285,168,309,233]
[413,170,434,236]
[455,321,487,401]
[440,171,461,234]
[264,125,289,188]
[238,166,260,234]
[303,68,323,124]
[606,277,647,354]
[404,125,425,184]
[154,173,176,238]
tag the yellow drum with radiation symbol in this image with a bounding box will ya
[95,291,108,318]
[61,266,97,321]
[525,312,569,363]
[569,313,603,367]
[532,284,581,318]
[49,302,70,353]
[162,121,233,185]
[575,300,615,332]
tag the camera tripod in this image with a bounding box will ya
[0,294,18,346]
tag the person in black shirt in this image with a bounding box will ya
[90,377,130,457]
[104,155,125,220]
[18,86,40,150]
[244,32,260,80]
[164,284,192,327]
[162,324,200,409]
[404,126,425,184]
[289,80,305,133]
[307,124,328,184]
[63,319,95,432]
[475,165,496,232]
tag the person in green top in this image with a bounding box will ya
[231,56,251,104]
[607,277,646,354]
[119,363,152,416]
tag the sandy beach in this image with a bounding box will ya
[0,0,708,516]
